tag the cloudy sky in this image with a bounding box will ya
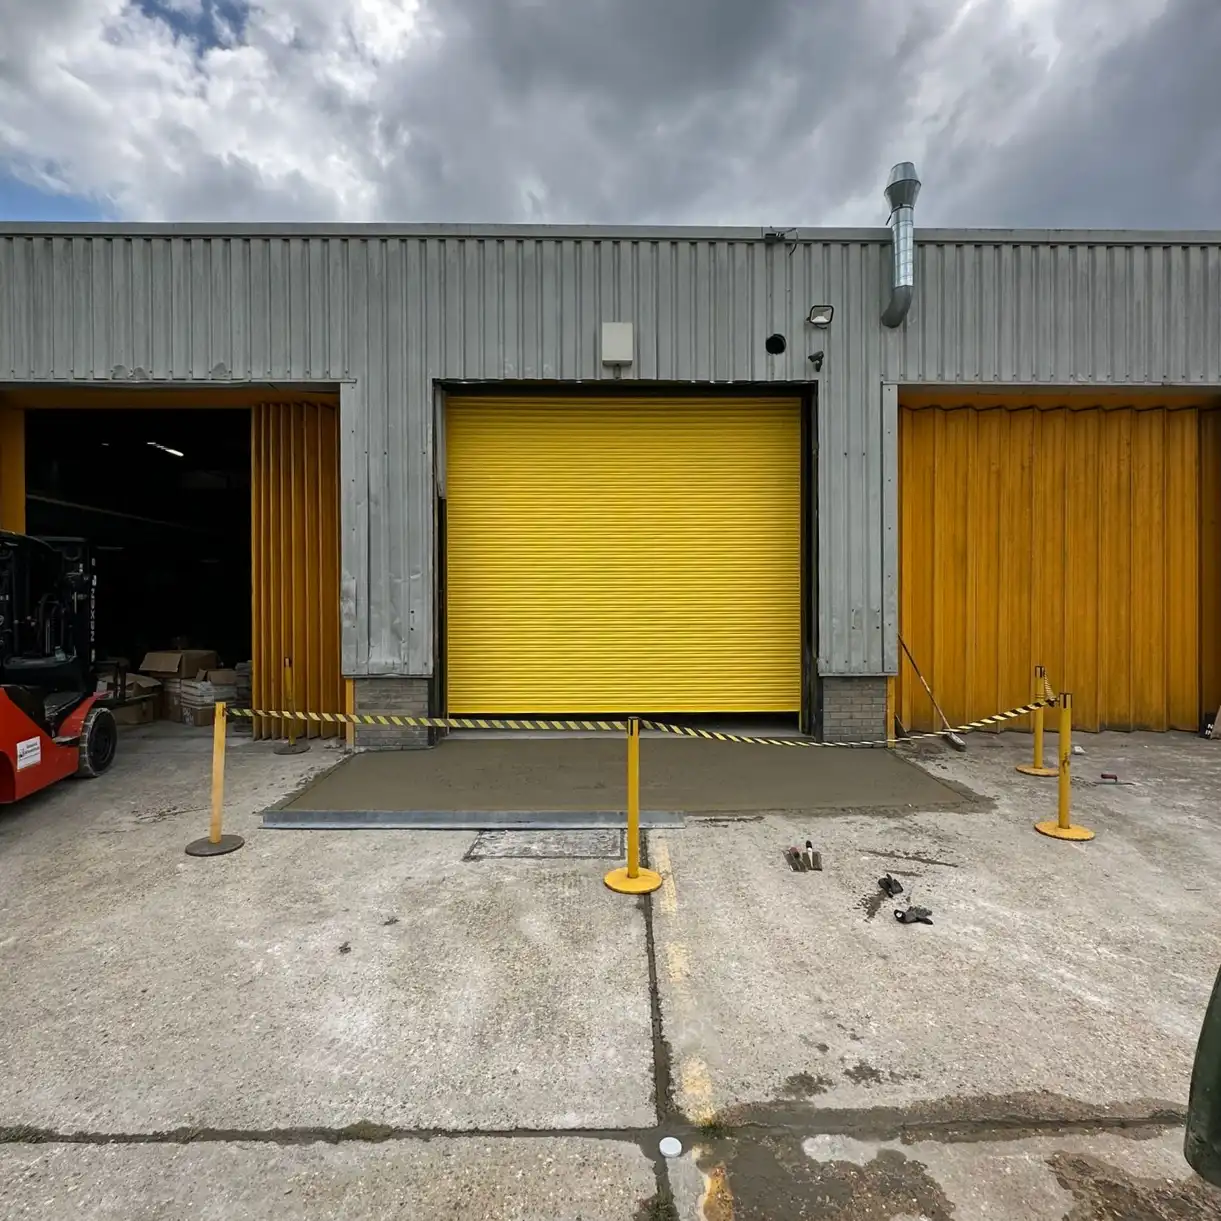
[0,0,1214,228]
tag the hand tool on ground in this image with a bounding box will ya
[898,635,966,750]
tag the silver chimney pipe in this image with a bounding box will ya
[881,161,921,328]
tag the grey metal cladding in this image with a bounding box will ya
[2,229,1219,678]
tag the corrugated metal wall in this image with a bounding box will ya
[899,400,1213,733]
[2,228,1220,679]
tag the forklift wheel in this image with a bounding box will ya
[76,706,118,778]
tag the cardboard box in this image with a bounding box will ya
[112,697,158,726]
[140,650,218,720]
[126,673,163,696]
[140,650,218,679]
[183,705,219,728]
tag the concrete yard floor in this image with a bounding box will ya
[2,724,1221,1218]
[281,734,966,815]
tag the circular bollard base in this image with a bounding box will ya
[604,866,664,894]
[274,740,311,756]
[185,833,245,857]
[1034,820,1095,842]
[1016,765,1059,777]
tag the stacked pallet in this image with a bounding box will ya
[181,670,239,727]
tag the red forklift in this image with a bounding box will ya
[0,531,115,803]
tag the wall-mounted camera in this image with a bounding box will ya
[809,351,825,373]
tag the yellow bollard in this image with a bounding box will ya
[275,656,310,755]
[1016,665,1058,777]
[604,717,663,894]
[1034,692,1094,842]
[185,702,245,856]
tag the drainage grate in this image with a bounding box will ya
[465,829,624,860]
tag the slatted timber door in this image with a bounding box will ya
[899,401,1219,733]
[251,402,342,738]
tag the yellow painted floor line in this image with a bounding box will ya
[680,1056,716,1125]
[664,941,691,985]
[652,836,678,915]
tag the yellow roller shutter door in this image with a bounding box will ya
[446,396,801,714]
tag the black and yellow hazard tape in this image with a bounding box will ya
[642,697,1055,748]
[224,697,1055,749]
[226,708,629,733]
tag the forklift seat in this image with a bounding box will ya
[2,685,51,736]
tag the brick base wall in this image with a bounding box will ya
[352,677,432,749]
[821,677,889,745]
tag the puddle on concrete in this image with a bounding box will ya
[783,1072,835,1098]
[689,1091,1189,1221]
[695,1135,955,1221]
[1048,1151,1221,1219]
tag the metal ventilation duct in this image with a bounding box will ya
[881,162,921,328]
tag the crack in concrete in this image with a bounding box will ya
[0,1122,655,1148]
[0,1106,1187,1151]
[863,849,961,869]
[709,1096,1188,1147]
[637,834,680,1219]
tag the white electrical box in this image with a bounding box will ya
[601,322,634,366]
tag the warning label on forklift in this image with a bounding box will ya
[16,738,41,770]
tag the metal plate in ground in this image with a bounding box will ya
[465,830,624,860]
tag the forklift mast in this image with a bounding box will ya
[0,531,96,695]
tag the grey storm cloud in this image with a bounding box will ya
[358,0,958,224]
[927,0,1221,228]
[0,0,1215,227]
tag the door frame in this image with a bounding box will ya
[434,381,818,726]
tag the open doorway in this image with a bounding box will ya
[26,407,252,672]
[9,391,343,739]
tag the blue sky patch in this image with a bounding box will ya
[136,0,250,51]
[0,174,107,222]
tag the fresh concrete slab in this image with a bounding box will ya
[0,730,654,1134]
[650,731,1221,1127]
[0,1137,658,1221]
[278,735,965,816]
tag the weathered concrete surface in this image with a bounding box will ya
[0,1137,657,1220]
[283,735,964,814]
[651,730,1221,1125]
[668,1127,1221,1220]
[0,728,653,1133]
[5,723,1221,1218]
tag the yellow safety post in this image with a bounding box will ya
[275,656,310,755]
[605,717,663,894]
[1016,665,1058,777]
[1035,692,1094,842]
[185,702,245,856]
